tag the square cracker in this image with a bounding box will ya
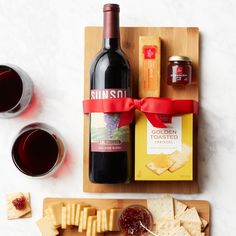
[169,144,191,172]
[174,200,188,218]
[147,195,174,222]
[200,217,208,231]
[36,216,59,236]
[22,193,32,218]
[178,208,202,224]
[189,232,205,236]
[182,221,202,235]
[154,231,171,236]
[155,219,180,234]
[7,192,32,220]
[184,228,203,236]
[169,226,191,236]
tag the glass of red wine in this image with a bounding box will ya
[12,123,66,178]
[0,64,33,118]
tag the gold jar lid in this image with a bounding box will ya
[168,55,191,62]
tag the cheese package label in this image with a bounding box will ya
[139,36,161,98]
[135,113,194,181]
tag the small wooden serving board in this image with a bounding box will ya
[84,27,200,193]
[43,198,210,236]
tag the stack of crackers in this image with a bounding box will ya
[147,195,208,236]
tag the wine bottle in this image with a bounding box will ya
[89,4,132,183]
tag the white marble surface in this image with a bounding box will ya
[0,0,236,235]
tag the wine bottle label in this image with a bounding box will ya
[90,89,129,152]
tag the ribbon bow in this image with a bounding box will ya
[83,97,198,128]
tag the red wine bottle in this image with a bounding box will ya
[89,4,132,183]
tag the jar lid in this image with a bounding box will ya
[168,55,191,62]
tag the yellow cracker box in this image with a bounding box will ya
[135,113,193,181]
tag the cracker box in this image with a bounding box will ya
[135,112,194,181]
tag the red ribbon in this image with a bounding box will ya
[83,97,198,128]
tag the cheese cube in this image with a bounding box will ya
[48,202,63,227]
[66,204,72,225]
[44,208,51,218]
[97,210,103,233]
[75,204,89,226]
[71,203,76,225]
[109,208,122,231]
[61,206,67,229]
[92,219,97,236]
[78,210,84,232]
[83,207,96,230]
[101,209,110,231]
[86,216,97,236]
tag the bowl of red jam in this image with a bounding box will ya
[119,205,153,236]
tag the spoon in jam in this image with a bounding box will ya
[139,221,158,236]
[119,205,153,236]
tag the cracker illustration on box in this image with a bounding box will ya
[146,144,192,176]
[169,144,192,172]
[146,154,175,175]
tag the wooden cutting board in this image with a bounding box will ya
[84,27,199,193]
[43,198,209,236]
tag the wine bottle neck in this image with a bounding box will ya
[103,38,120,49]
[103,4,120,50]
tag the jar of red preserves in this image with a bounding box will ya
[167,56,192,85]
[118,205,153,236]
